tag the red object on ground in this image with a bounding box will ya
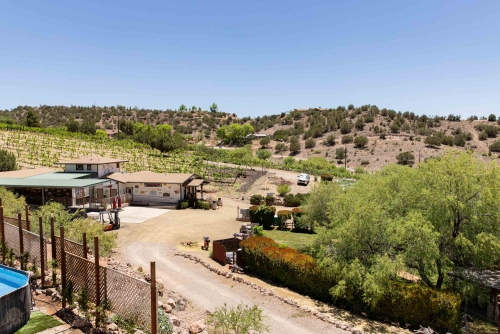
[112,196,117,210]
[117,196,122,208]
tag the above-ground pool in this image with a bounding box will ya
[0,264,31,334]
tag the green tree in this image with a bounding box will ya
[210,103,218,113]
[178,104,187,111]
[259,136,270,147]
[488,114,497,122]
[66,117,80,132]
[0,149,18,172]
[353,135,368,148]
[256,149,272,160]
[80,119,97,135]
[25,110,40,127]
[314,152,500,307]
[289,136,301,154]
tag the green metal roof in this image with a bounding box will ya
[0,172,109,188]
[28,172,98,180]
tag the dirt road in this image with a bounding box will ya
[118,242,348,334]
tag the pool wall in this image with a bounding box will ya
[0,264,31,334]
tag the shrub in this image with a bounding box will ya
[277,210,292,229]
[274,142,288,153]
[360,160,369,165]
[354,166,366,174]
[305,138,316,149]
[250,194,264,205]
[424,135,441,147]
[321,174,333,181]
[206,303,270,334]
[341,135,353,144]
[379,133,386,140]
[284,193,308,207]
[276,184,291,197]
[240,236,461,333]
[479,132,488,141]
[340,120,352,134]
[453,134,466,147]
[324,134,336,146]
[488,114,497,122]
[197,200,211,210]
[354,136,368,148]
[178,201,189,209]
[264,195,275,206]
[489,140,500,152]
[249,205,276,230]
[253,225,265,236]
[289,136,301,154]
[396,151,415,165]
[0,149,18,172]
[335,147,346,159]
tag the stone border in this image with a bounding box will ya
[174,252,364,334]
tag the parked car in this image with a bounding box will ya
[297,173,310,186]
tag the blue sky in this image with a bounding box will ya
[1,0,499,118]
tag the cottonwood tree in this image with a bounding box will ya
[313,152,500,306]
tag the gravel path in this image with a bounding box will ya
[118,242,349,334]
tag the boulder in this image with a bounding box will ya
[169,316,181,327]
[189,320,206,334]
[72,318,91,328]
[167,298,176,308]
[107,323,118,331]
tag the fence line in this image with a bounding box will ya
[1,207,158,333]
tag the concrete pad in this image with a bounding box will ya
[119,206,171,224]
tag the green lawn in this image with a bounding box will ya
[265,229,317,250]
[15,311,62,334]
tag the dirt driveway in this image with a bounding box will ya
[114,188,408,333]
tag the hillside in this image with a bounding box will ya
[1,105,500,172]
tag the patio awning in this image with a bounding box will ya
[187,179,207,187]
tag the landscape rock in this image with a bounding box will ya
[162,304,173,313]
[45,288,56,296]
[107,323,118,331]
[72,318,91,328]
[188,320,206,334]
[167,298,176,308]
[169,315,181,327]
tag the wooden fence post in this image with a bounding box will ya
[94,237,101,326]
[25,204,30,231]
[82,233,87,259]
[18,213,24,270]
[60,226,66,308]
[39,217,45,287]
[0,199,4,264]
[50,214,56,264]
[151,261,158,334]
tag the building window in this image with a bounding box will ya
[76,165,83,170]
[87,165,92,170]
[116,163,119,168]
